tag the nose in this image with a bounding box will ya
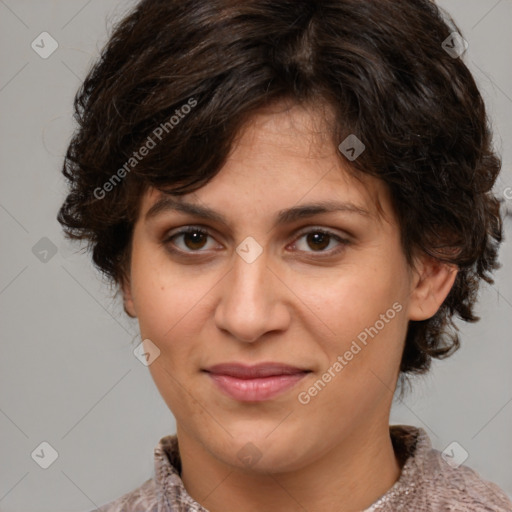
[214,246,290,343]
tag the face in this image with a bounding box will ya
[123,102,456,473]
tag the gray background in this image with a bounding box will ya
[0,0,511,510]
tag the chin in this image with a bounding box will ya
[212,431,309,474]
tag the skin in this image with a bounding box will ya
[122,101,458,512]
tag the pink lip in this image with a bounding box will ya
[203,363,311,402]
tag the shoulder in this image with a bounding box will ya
[88,433,206,512]
[416,444,512,511]
[385,425,512,512]
[90,478,160,512]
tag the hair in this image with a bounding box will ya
[57,0,503,387]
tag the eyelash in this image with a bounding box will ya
[162,225,350,258]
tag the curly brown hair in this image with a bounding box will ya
[57,0,503,381]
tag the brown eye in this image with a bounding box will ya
[305,232,331,251]
[164,227,215,252]
[292,229,350,255]
[181,230,208,250]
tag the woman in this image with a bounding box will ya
[58,0,512,510]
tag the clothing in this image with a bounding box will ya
[93,425,512,511]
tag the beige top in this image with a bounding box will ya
[94,425,512,511]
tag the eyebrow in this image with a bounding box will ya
[145,195,371,228]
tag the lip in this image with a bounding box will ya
[203,362,311,402]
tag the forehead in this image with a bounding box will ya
[139,102,393,225]
[230,100,337,158]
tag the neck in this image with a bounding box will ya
[178,420,402,512]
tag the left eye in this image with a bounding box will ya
[292,229,348,253]
[164,227,348,255]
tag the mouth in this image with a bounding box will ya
[202,362,312,402]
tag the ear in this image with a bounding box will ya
[408,254,458,321]
[120,275,137,318]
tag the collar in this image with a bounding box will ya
[152,424,430,511]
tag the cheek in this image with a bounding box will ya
[129,242,201,337]
[291,261,409,388]
[129,253,218,388]
[293,264,401,338]
[296,297,407,420]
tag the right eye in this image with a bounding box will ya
[163,226,220,253]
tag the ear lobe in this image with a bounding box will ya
[408,255,458,321]
[121,277,137,318]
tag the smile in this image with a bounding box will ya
[203,362,312,402]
